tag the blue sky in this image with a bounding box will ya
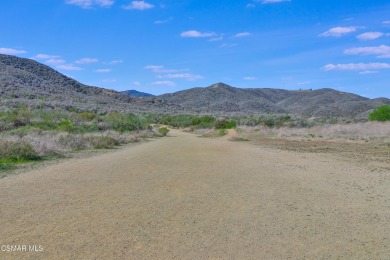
[0,0,389,98]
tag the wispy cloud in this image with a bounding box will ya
[383,21,390,26]
[152,81,176,87]
[34,54,60,59]
[96,69,112,73]
[76,58,99,64]
[220,43,238,48]
[323,62,390,71]
[181,30,216,38]
[356,32,384,41]
[133,81,141,86]
[122,1,154,10]
[244,76,257,80]
[359,70,378,75]
[209,37,224,42]
[45,59,66,65]
[260,0,291,4]
[297,81,311,85]
[33,53,67,66]
[344,45,390,58]
[102,79,117,83]
[145,65,183,73]
[105,60,123,65]
[0,48,27,55]
[65,0,114,8]
[57,64,83,71]
[163,73,203,81]
[234,32,252,38]
[319,26,359,37]
[146,65,202,81]
[154,17,173,24]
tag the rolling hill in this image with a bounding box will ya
[0,54,184,113]
[146,83,390,119]
[1,54,389,119]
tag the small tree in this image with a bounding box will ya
[368,105,390,121]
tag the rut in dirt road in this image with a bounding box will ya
[1,129,389,259]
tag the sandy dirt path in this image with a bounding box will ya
[1,129,389,259]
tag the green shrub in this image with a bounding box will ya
[158,114,215,128]
[87,136,120,149]
[0,140,40,161]
[158,126,170,136]
[217,129,227,136]
[214,119,236,129]
[79,112,97,121]
[369,105,390,121]
[103,113,144,132]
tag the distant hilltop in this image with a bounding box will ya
[1,54,389,120]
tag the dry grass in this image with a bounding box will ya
[238,121,390,140]
[1,131,141,157]
[234,122,390,173]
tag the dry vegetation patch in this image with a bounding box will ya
[234,122,390,172]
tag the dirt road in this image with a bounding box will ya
[1,129,389,259]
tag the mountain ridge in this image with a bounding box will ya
[1,55,389,119]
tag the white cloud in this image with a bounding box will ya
[76,58,99,64]
[102,79,117,83]
[319,26,358,37]
[260,0,291,4]
[297,81,311,85]
[209,37,223,42]
[122,1,154,10]
[145,65,164,72]
[34,54,60,59]
[96,69,112,73]
[246,3,256,8]
[344,45,390,58]
[133,81,141,86]
[359,70,378,75]
[323,62,390,71]
[95,0,114,7]
[65,0,114,8]
[234,32,252,38]
[154,17,173,24]
[220,43,238,48]
[164,73,203,81]
[244,77,257,80]
[105,60,123,64]
[57,64,83,71]
[145,65,182,73]
[152,81,176,87]
[45,59,66,65]
[383,21,390,25]
[0,48,27,55]
[180,30,216,38]
[356,32,384,41]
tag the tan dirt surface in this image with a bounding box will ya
[1,129,389,259]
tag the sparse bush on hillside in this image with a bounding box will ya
[0,140,40,161]
[214,119,236,129]
[369,105,390,122]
